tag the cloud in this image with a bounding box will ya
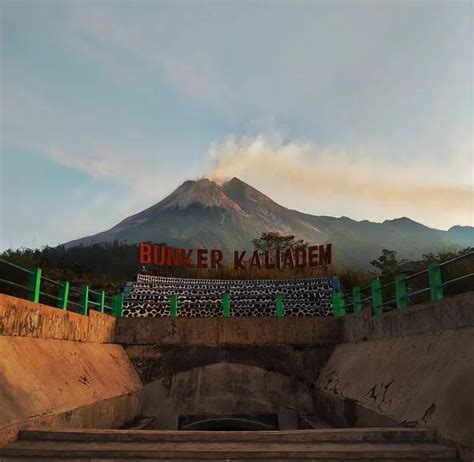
[67,4,229,109]
[209,133,473,222]
[2,80,182,201]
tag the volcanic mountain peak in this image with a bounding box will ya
[222,176,285,214]
[63,176,473,268]
[159,178,243,212]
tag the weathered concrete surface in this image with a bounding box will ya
[120,317,339,431]
[115,316,341,346]
[18,427,437,443]
[342,291,474,343]
[0,294,116,343]
[125,341,335,431]
[0,336,143,443]
[0,433,458,461]
[316,328,474,451]
[125,344,333,385]
[143,363,315,430]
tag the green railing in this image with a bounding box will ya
[0,259,123,317]
[165,292,286,318]
[332,250,474,317]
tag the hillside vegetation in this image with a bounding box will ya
[1,233,472,305]
[63,177,473,269]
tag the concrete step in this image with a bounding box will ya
[122,418,155,430]
[18,428,436,444]
[0,440,458,460]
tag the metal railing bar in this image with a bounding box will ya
[0,259,34,275]
[380,281,396,290]
[38,291,61,301]
[0,279,30,291]
[41,276,63,287]
[438,251,474,268]
[441,273,474,286]
[405,269,429,281]
[405,287,431,298]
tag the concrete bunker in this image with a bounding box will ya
[142,362,316,430]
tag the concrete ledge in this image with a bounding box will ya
[342,291,474,343]
[0,294,116,343]
[0,390,143,444]
[316,327,474,450]
[115,316,341,346]
[313,387,399,429]
[0,336,143,443]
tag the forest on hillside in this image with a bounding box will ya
[0,234,472,305]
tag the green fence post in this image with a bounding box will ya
[112,294,123,318]
[275,293,284,317]
[117,294,123,317]
[27,267,42,303]
[395,274,407,310]
[58,281,70,310]
[223,293,230,317]
[80,285,89,316]
[332,292,338,317]
[170,294,178,318]
[352,287,362,313]
[99,290,106,314]
[371,279,383,315]
[332,292,346,317]
[111,295,117,316]
[428,263,444,301]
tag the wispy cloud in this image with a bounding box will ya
[67,4,229,109]
[209,133,473,226]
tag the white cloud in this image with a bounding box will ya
[209,132,473,229]
[66,4,229,110]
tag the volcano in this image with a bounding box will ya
[64,177,472,268]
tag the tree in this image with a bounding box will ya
[252,232,307,252]
[370,249,402,278]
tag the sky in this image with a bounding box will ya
[1,0,473,250]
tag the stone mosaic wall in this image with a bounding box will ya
[122,274,337,317]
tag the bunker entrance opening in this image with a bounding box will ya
[178,414,279,431]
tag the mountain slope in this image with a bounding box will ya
[64,177,473,269]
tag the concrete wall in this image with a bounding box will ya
[0,294,116,343]
[115,316,341,346]
[315,292,474,455]
[4,289,473,454]
[0,296,143,443]
[143,363,314,430]
[126,343,334,389]
[117,316,340,430]
[342,291,474,343]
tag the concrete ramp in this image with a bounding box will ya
[0,295,144,443]
[315,292,474,459]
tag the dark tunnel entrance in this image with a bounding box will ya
[179,414,279,431]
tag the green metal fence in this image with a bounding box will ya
[165,292,285,317]
[332,250,474,317]
[0,259,123,317]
